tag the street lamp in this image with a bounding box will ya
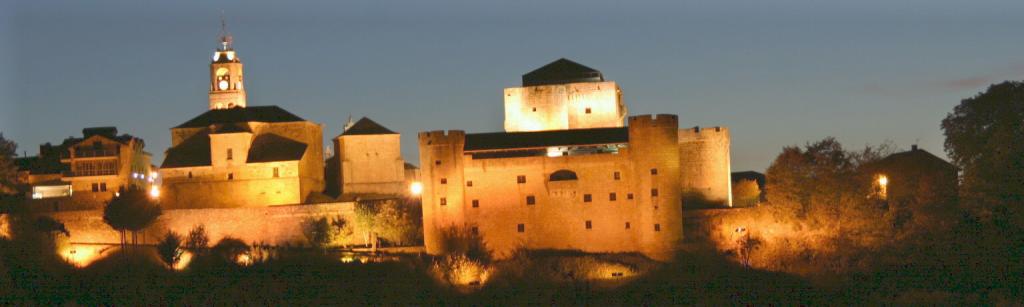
[409,182,423,196]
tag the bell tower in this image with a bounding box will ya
[208,16,246,110]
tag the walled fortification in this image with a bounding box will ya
[418,130,466,255]
[627,114,683,260]
[678,126,732,207]
[49,202,356,246]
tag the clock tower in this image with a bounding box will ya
[208,18,246,110]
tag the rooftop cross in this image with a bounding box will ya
[218,11,233,50]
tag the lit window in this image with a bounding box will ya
[227,149,233,160]
[609,193,617,201]
[583,194,592,203]
[273,167,279,178]
[472,200,479,208]
[517,175,526,184]
[526,195,536,205]
[517,224,525,233]
[585,220,592,229]
[440,198,447,206]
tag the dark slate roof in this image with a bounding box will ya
[340,117,397,136]
[247,134,308,163]
[522,58,604,87]
[875,147,955,171]
[464,127,628,151]
[160,134,212,168]
[176,106,305,128]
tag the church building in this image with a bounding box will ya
[158,27,324,208]
[418,59,733,261]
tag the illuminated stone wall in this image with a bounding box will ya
[335,133,406,196]
[49,202,356,246]
[678,126,732,207]
[419,115,682,261]
[503,81,626,132]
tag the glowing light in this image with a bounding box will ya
[149,186,160,199]
[236,253,252,266]
[150,172,158,179]
[174,251,193,271]
[32,192,42,199]
[546,147,565,157]
[410,182,423,196]
[878,175,888,186]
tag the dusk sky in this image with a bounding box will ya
[3,0,1023,172]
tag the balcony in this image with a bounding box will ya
[64,169,118,177]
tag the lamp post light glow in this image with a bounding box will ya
[410,182,423,196]
[877,175,889,200]
[149,186,161,199]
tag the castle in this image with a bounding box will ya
[418,59,732,261]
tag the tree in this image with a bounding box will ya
[212,237,250,264]
[942,81,1024,207]
[156,232,184,269]
[354,199,422,251]
[32,216,69,240]
[0,133,18,195]
[732,179,761,208]
[301,216,340,250]
[185,224,210,254]
[103,188,162,247]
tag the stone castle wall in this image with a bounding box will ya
[678,126,732,207]
[503,81,625,132]
[49,202,356,246]
[418,114,683,261]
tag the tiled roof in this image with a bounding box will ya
[247,134,307,163]
[340,117,396,136]
[160,134,212,168]
[464,127,628,151]
[522,58,604,87]
[176,106,305,128]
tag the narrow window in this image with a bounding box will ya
[609,193,617,201]
[466,180,473,187]
[440,178,447,184]
[435,160,441,166]
[627,193,634,200]
[613,171,620,180]
[585,220,593,230]
[532,107,537,112]
[273,167,279,178]
[472,200,479,208]
[100,183,107,192]
[654,224,661,232]
[440,198,447,206]
[585,107,592,114]
[471,227,479,235]
[227,148,233,160]
[651,188,659,197]
[91,183,99,192]
[228,173,234,180]
[583,194,592,203]
[517,175,526,184]
[650,168,658,175]
[625,222,631,229]
[526,195,536,205]
[188,171,193,179]
[517,224,525,233]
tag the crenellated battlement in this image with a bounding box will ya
[678,126,730,140]
[418,130,466,145]
[628,114,678,128]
